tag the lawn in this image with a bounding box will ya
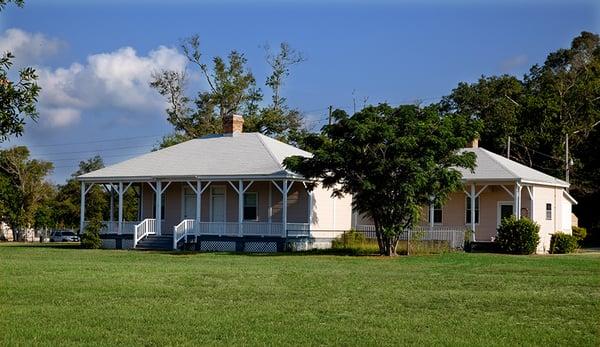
[1,244,599,346]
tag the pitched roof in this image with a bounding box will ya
[78,133,311,181]
[458,147,568,187]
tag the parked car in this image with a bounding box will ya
[49,231,80,242]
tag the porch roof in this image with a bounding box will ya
[78,133,311,182]
[458,147,569,188]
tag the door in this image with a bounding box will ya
[183,187,196,219]
[498,202,514,226]
[211,187,226,222]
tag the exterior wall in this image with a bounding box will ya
[311,183,353,234]
[532,185,571,253]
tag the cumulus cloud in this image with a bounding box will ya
[0,28,64,64]
[37,45,188,128]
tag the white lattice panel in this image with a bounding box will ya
[200,241,236,252]
[244,242,277,253]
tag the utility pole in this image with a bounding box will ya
[565,133,569,184]
[328,105,333,126]
[507,136,511,159]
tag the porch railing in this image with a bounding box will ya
[171,221,310,239]
[173,219,195,250]
[133,218,156,248]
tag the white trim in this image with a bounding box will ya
[500,185,514,197]
[465,194,480,226]
[475,185,488,198]
[497,201,514,227]
[563,190,578,204]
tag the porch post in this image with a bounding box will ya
[283,180,288,236]
[118,182,123,235]
[238,180,244,236]
[307,190,313,227]
[470,183,476,241]
[80,182,85,235]
[196,180,201,233]
[109,184,114,233]
[514,183,522,219]
[429,203,434,231]
[156,181,162,235]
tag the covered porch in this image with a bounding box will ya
[79,178,314,249]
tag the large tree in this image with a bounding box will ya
[0,146,53,241]
[442,31,600,243]
[151,36,307,148]
[284,104,479,256]
[0,0,40,142]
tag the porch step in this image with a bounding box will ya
[135,235,172,250]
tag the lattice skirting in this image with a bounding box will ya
[199,241,237,252]
[244,241,277,253]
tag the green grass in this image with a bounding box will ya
[1,243,599,346]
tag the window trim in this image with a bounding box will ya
[465,196,480,225]
[546,203,552,220]
[243,192,259,221]
[428,203,443,225]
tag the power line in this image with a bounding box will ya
[510,142,563,161]
[32,143,155,157]
[6,134,164,148]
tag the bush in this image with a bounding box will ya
[80,218,103,249]
[496,217,540,254]
[572,226,587,244]
[550,232,579,254]
[331,230,379,255]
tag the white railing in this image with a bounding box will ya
[173,221,311,238]
[173,219,195,250]
[83,221,139,234]
[133,218,156,248]
[286,223,311,237]
[242,222,285,236]
[197,222,240,236]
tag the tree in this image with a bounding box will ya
[0,146,53,241]
[284,104,479,256]
[150,36,307,148]
[0,0,40,142]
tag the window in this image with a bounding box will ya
[244,192,258,221]
[546,203,552,220]
[428,203,443,224]
[183,187,196,219]
[152,194,166,220]
[466,196,480,224]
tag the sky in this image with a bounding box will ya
[0,0,598,184]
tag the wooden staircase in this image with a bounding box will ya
[135,235,172,250]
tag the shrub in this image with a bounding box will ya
[550,232,579,254]
[496,217,540,255]
[572,226,587,244]
[81,218,103,249]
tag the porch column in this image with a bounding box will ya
[307,190,313,227]
[283,180,288,236]
[196,180,201,233]
[109,184,114,233]
[156,181,162,235]
[429,203,434,230]
[118,182,123,235]
[238,180,244,236]
[80,182,85,235]
[514,183,522,219]
[470,183,476,241]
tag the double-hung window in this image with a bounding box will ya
[466,196,480,224]
[429,203,443,224]
[244,193,258,221]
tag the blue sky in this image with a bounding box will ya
[1,0,598,183]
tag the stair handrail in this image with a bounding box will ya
[133,218,156,248]
[173,219,195,250]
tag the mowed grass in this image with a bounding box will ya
[1,244,599,346]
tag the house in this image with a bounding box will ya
[354,139,577,253]
[77,115,353,251]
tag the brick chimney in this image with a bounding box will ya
[466,138,479,148]
[223,114,244,136]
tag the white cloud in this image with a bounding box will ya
[0,28,64,64]
[500,54,528,72]
[37,45,188,128]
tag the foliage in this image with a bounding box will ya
[0,146,53,241]
[80,217,103,249]
[496,217,540,254]
[550,232,579,254]
[0,1,40,143]
[441,31,600,242]
[571,226,587,244]
[330,230,379,255]
[285,103,480,256]
[150,36,307,148]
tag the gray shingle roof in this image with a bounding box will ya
[78,133,311,181]
[458,147,568,187]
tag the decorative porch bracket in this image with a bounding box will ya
[186,180,211,233]
[228,180,255,236]
[272,180,293,237]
